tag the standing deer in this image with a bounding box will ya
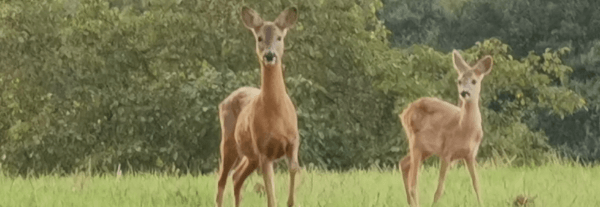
[215,6,300,207]
[398,50,493,206]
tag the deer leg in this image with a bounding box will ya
[465,157,483,205]
[408,149,423,207]
[399,155,412,205]
[433,158,450,203]
[233,157,258,207]
[216,141,238,207]
[261,158,277,207]
[287,144,300,207]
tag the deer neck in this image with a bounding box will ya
[258,62,288,107]
[459,99,482,131]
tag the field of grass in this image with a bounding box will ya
[1,163,599,207]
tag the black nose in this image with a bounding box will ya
[460,91,469,98]
[265,52,275,62]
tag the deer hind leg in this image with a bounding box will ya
[407,148,423,207]
[399,155,412,205]
[433,157,451,203]
[401,152,431,206]
[233,157,259,207]
[216,140,238,207]
[216,107,239,207]
[465,157,483,205]
[286,142,300,207]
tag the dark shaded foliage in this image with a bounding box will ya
[379,0,600,163]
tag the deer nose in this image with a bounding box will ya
[460,91,470,98]
[264,52,276,62]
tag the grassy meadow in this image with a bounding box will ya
[0,163,598,207]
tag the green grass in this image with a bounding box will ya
[1,163,599,207]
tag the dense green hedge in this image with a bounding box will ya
[379,0,600,162]
[0,0,587,176]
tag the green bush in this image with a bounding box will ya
[379,0,600,163]
[368,38,585,165]
[0,0,589,176]
[0,0,401,175]
[0,0,260,175]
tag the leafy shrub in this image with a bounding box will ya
[379,0,600,163]
[368,38,585,165]
[0,0,590,176]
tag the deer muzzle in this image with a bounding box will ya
[460,91,470,98]
[263,51,277,65]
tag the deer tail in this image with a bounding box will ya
[400,103,416,142]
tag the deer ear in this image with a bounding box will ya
[474,55,493,76]
[452,50,469,74]
[241,6,263,30]
[274,6,298,30]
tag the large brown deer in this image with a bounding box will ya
[399,50,493,207]
[215,6,300,207]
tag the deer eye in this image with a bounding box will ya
[277,36,282,41]
[258,37,263,42]
[457,80,462,85]
[471,80,477,85]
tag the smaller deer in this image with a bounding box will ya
[399,50,493,206]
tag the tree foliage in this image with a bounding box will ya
[0,0,399,175]
[379,0,600,162]
[0,0,590,176]
[369,38,585,165]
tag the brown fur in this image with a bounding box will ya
[399,50,493,207]
[215,6,300,207]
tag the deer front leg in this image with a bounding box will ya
[433,158,450,203]
[287,145,300,207]
[287,161,297,207]
[261,158,277,207]
[465,157,483,205]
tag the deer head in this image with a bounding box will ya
[241,6,298,66]
[452,50,493,102]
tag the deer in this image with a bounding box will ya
[398,50,493,207]
[215,6,300,207]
